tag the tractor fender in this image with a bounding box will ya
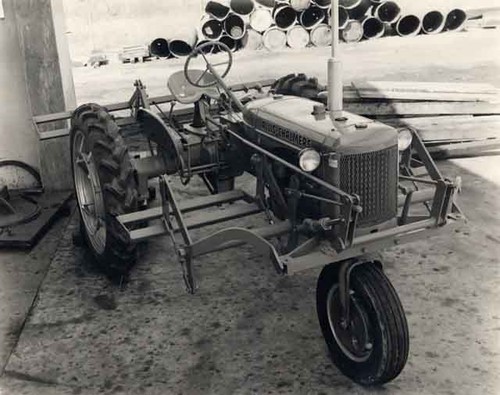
[137,108,185,174]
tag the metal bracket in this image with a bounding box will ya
[340,194,361,249]
[286,175,301,252]
[252,154,286,222]
[159,175,196,293]
[189,227,286,274]
[338,259,366,329]
[398,185,415,226]
[129,80,151,118]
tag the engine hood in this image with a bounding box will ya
[244,95,398,154]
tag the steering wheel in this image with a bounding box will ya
[184,41,233,88]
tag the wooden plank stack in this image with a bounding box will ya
[118,45,151,64]
[343,81,500,159]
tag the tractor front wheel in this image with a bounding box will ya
[70,104,139,277]
[316,261,409,386]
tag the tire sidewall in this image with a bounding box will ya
[316,263,390,385]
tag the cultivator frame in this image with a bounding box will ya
[116,104,462,294]
[34,78,463,296]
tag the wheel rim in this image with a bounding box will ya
[327,285,373,363]
[72,129,107,255]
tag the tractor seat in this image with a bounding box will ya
[168,70,220,104]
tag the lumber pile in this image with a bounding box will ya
[466,6,500,29]
[118,45,151,64]
[343,81,500,159]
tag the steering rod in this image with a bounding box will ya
[205,62,247,114]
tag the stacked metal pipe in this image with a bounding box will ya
[142,0,469,61]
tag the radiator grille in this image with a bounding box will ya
[340,146,398,226]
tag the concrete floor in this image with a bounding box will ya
[1,29,500,394]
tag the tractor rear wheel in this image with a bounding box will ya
[271,73,325,102]
[70,104,139,277]
[316,261,409,386]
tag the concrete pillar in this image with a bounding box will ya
[0,0,40,189]
[0,0,75,190]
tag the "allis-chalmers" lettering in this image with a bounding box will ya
[259,119,312,148]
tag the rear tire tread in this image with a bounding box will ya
[71,104,139,277]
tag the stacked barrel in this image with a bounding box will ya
[146,0,469,58]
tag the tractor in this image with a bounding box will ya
[67,3,463,387]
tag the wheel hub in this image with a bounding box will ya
[73,130,107,254]
[327,285,373,362]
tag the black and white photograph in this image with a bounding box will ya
[0,0,499,394]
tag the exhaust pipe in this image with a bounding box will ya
[312,0,331,10]
[170,30,198,58]
[341,0,371,20]
[445,9,467,32]
[230,0,255,16]
[300,6,326,30]
[149,38,170,58]
[361,15,385,39]
[290,0,311,12]
[206,0,231,20]
[224,13,247,39]
[341,19,363,42]
[310,23,332,46]
[394,14,422,37]
[219,35,239,52]
[273,3,297,30]
[328,0,342,119]
[263,27,287,50]
[422,10,445,34]
[242,29,264,50]
[250,8,274,32]
[372,1,401,24]
[287,25,310,48]
[200,16,224,40]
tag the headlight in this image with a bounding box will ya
[398,128,413,151]
[299,149,321,172]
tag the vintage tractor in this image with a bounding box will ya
[67,4,463,387]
